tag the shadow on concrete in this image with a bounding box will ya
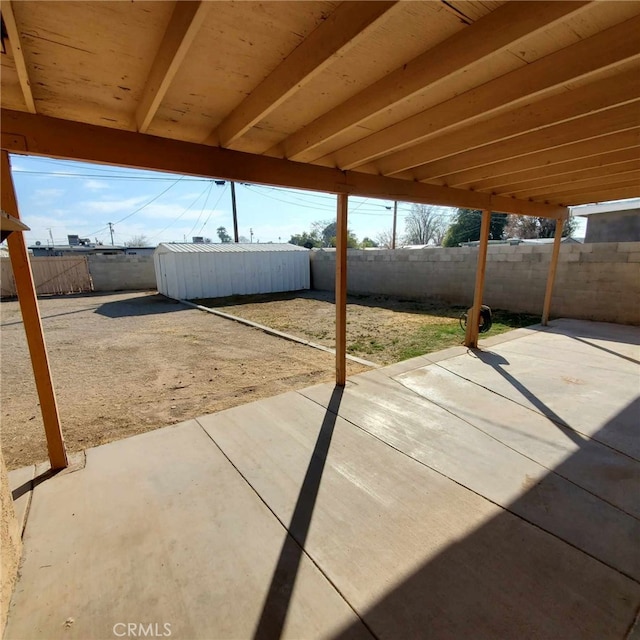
[330,398,640,640]
[11,467,62,501]
[95,294,187,318]
[571,334,640,366]
[253,386,344,640]
[546,321,640,347]
[473,349,587,448]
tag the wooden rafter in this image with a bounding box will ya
[330,15,640,170]
[563,186,640,206]
[1,0,35,113]
[0,108,567,218]
[376,66,640,176]
[464,146,640,192]
[412,102,640,182]
[440,129,640,187]
[276,0,590,162]
[136,0,210,133]
[495,159,640,196]
[528,173,640,201]
[211,1,398,148]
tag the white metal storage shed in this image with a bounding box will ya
[154,243,310,300]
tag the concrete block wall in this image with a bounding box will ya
[310,242,640,324]
[87,255,157,292]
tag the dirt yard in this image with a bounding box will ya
[0,292,367,470]
[197,290,539,365]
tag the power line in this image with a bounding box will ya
[86,176,185,236]
[198,184,228,235]
[187,181,214,237]
[148,184,212,240]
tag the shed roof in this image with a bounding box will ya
[1,1,639,215]
[155,243,308,254]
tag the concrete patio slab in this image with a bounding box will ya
[198,391,638,639]
[5,421,370,640]
[301,370,640,580]
[431,336,639,458]
[4,319,639,640]
[390,365,639,518]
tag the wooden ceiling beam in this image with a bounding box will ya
[136,0,211,133]
[523,172,640,200]
[1,0,36,113]
[493,158,640,196]
[211,1,398,148]
[376,65,640,176]
[440,129,640,187]
[276,0,590,162]
[464,147,640,192]
[563,185,640,206]
[0,108,566,218]
[331,15,640,170]
[412,102,640,182]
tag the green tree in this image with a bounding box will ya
[360,237,378,248]
[299,220,359,248]
[216,226,232,243]
[289,230,322,248]
[442,209,508,247]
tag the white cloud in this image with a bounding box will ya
[83,179,110,191]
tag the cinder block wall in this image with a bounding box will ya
[310,242,640,324]
[87,255,157,292]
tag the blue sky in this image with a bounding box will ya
[8,154,586,246]
[8,154,457,247]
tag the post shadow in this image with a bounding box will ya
[473,349,586,447]
[570,334,640,366]
[253,385,344,640]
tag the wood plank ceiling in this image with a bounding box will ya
[1,0,639,211]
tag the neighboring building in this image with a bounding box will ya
[123,246,156,257]
[29,234,156,257]
[29,244,126,257]
[573,200,640,243]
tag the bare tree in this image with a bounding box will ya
[505,214,578,239]
[376,229,395,249]
[124,234,149,247]
[404,204,445,245]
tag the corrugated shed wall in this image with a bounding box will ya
[154,249,310,299]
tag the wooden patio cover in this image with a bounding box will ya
[1,0,639,468]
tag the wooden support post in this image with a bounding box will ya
[336,194,348,386]
[542,217,564,326]
[464,210,491,349]
[1,151,67,470]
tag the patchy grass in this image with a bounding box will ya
[194,291,540,365]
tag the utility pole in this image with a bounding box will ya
[47,228,54,248]
[391,201,398,249]
[107,222,115,246]
[250,228,254,243]
[230,181,239,243]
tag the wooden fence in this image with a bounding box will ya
[0,256,93,298]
